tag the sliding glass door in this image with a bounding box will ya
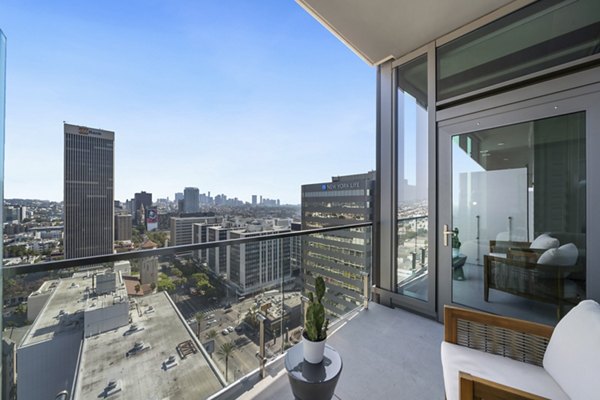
[438,78,600,324]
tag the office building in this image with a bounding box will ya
[301,172,375,317]
[64,124,114,259]
[290,221,302,275]
[170,216,220,247]
[229,220,292,296]
[183,187,200,213]
[133,191,152,224]
[114,214,132,241]
[252,195,257,206]
[206,224,233,276]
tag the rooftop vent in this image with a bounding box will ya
[104,379,122,397]
[163,354,178,370]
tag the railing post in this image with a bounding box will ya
[257,312,267,379]
[362,272,369,309]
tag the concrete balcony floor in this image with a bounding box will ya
[241,302,445,399]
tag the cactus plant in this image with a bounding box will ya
[304,276,329,341]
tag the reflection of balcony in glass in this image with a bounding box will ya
[301,172,375,317]
[64,123,114,259]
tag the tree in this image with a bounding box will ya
[206,329,218,340]
[157,275,175,293]
[195,312,205,337]
[216,341,236,381]
[134,284,141,294]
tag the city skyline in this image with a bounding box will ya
[0,1,375,205]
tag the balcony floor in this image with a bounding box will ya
[242,302,445,399]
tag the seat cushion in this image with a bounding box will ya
[544,300,600,400]
[441,341,569,400]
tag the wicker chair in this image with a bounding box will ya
[442,302,600,399]
[483,253,583,319]
[443,305,554,400]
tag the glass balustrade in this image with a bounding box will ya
[2,223,371,399]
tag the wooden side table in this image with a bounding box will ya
[285,343,342,400]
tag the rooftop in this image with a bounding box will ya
[74,291,224,399]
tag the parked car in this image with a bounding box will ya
[221,329,229,336]
[234,325,243,333]
[227,326,234,333]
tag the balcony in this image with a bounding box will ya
[237,302,444,400]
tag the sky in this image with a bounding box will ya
[0,1,375,205]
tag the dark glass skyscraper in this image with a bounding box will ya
[64,123,114,259]
[183,187,200,213]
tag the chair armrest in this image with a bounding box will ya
[444,306,553,343]
[489,240,531,253]
[459,372,549,400]
[508,248,544,262]
[444,306,553,366]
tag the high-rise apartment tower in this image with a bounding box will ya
[64,123,114,259]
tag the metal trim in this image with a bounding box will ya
[435,0,536,48]
[436,54,600,109]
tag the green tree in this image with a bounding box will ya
[134,284,141,294]
[217,341,237,381]
[157,276,175,293]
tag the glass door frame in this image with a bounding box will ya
[437,66,600,321]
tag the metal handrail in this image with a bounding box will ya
[5,222,373,274]
[397,215,428,223]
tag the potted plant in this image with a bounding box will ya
[452,228,461,258]
[303,276,329,364]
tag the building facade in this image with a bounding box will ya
[114,214,132,241]
[301,172,375,317]
[170,216,219,247]
[229,223,292,296]
[64,124,114,259]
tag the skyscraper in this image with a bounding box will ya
[252,195,257,206]
[64,123,114,259]
[301,172,375,317]
[183,187,200,213]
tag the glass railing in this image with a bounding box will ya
[396,215,428,301]
[2,222,371,400]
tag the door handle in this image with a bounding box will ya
[443,224,454,247]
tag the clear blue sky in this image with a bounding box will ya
[1,1,375,205]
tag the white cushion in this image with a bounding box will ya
[530,233,560,250]
[544,300,600,400]
[537,243,578,266]
[441,341,568,400]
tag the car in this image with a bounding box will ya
[221,329,229,335]
[204,314,215,320]
[227,326,234,333]
[234,325,243,333]
[223,303,232,309]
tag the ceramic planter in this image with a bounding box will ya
[303,332,326,364]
